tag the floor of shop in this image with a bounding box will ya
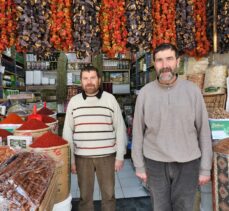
[71,159,152,210]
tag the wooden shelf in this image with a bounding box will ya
[26,85,57,90]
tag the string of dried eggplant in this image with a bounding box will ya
[125,0,153,52]
[14,0,52,55]
[217,0,229,53]
[206,0,214,49]
[175,0,196,52]
[72,0,101,58]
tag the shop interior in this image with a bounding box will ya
[0,0,229,210]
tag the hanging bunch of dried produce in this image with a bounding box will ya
[14,0,52,54]
[125,0,153,52]
[175,0,196,52]
[99,0,127,57]
[206,0,213,49]
[50,0,74,52]
[186,0,210,58]
[151,0,177,49]
[0,0,17,52]
[72,0,101,58]
[217,0,229,53]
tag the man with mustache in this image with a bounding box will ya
[132,43,212,211]
[63,66,127,211]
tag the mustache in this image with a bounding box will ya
[159,67,173,74]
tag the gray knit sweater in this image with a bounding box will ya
[132,78,212,176]
[63,91,127,164]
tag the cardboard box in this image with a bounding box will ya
[39,170,58,211]
[209,118,229,140]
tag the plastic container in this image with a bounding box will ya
[52,194,72,211]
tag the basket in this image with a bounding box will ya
[14,127,50,141]
[46,120,59,134]
[187,73,205,91]
[203,94,227,114]
[0,124,22,133]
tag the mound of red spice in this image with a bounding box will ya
[41,115,56,123]
[30,131,68,148]
[17,119,48,130]
[0,113,24,124]
[0,129,13,138]
[37,107,54,115]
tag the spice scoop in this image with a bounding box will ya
[28,104,42,121]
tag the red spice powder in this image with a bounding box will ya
[17,119,48,130]
[0,129,13,138]
[30,131,68,148]
[41,115,56,123]
[0,113,24,124]
[37,107,54,115]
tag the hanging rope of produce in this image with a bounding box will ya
[206,0,214,50]
[14,0,52,54]
[185,0,210,58]
[0,0,16,52]
[217,0,229,53]
[175,0,196,52]
[99,0,127,58]
[125,0,153,52]
[72,0,101,58]
[50,0,74,52]
[151,0,177,49]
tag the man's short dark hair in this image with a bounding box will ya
[80,65,101,79]
[153,43,180,60]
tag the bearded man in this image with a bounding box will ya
[132,43,212,211]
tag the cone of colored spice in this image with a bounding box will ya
[0,129,13,138]
[0,113,24,124]
[30,131,68,148]
[17,119,49,130]
[37,107,54,115]
[41,115,56,123]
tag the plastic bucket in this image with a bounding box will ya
[52,194,72,211]
[14,127,50,141]
[47,120,59,134]
[0,124,22,133]
[30,143,70,203]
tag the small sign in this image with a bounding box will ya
[209,118,229,140]
[7,136,32,150]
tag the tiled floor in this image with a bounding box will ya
[71,159,149,200]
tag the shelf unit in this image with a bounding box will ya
[0,52,25,100]
[130,52,155,92]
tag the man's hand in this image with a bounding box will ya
[71,163,77,174]
[136,172,147,183]
[115,159,124,172]
[199,175,211,186]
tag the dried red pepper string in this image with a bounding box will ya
[30,131,67,148]
[100,0,127,57]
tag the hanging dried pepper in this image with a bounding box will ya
[99,0,127,58]
[151,0,177,49]
[185,0,210,58]
[0,0,16,52]
[14,0,52,54]
[50,0,74,52]
[175,0,196,52]
[125,0,153,52]
[72,0,101,58]
[206,0,213,50]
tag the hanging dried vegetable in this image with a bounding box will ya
[14,0,52,54]
[99,0,127,58]
[175,0,196,52]
[0,0,16,52]
[50,0,74,52]
[217,0,229,53]
[151,0,177,49]
[185,0,210,58]
[72,0,101,58]
[125,0,153,52]
[206,0,213,49]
